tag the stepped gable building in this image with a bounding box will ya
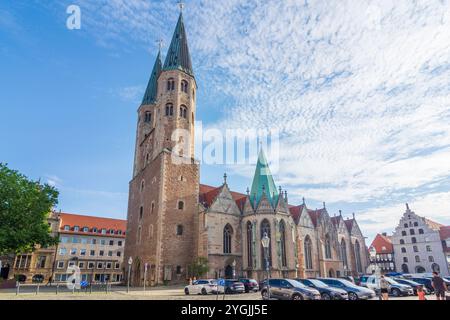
[391,204,449,276]
[124,11,368,286]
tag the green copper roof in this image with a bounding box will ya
[142,51,162,105]
[250,149,278,208]
[163,13,194,77]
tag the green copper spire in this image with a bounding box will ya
[163,13,194,77]
[250,148,278,208]
[142,50,162,105]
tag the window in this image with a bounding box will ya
[101,229,107,235]
[400,239,405,244]
[100,239,106,245]
[92,227,97,233]
[109,240,114,246]
[97,262,103,269]
[57,261,65,269]
[149,225,154,239]
[404,223,408,228]
[429,256,434,262]
[165,103,174,116]
[412,237,417,243]
[167,78,175,91]
[80,249,86,256]
[88,262,95,269]
[70,248,77,255]
[36,256,46,269]
[141,180,145,192]
[144,111,152,123]
[118,230,122,235]
[82,227,89,232]
[415,255,420,263]
[63,225,70,231]
[61,237,69,244]
[81,238,88,244]
[108,251,113,257]
[181,80,188,93]
[90,250,95,256]
[99,250,104,257]
[223,224,233,254]
[413,222,418,227]
[74,226,80,232]
[403,257,408,263]
[72,237,81,244]
[137,226,142,244]
[340,239,348,269]
[106,262,112,269]
[78,262,85,269]
[401,247,406,253]
[419,229,424,234]
[304,236,313,270]
[115,262,120,269]
[178,201,184,210]
[176,266,182,274]
[260,219,272,268]
[59,248,67,256]
[426,245,431,252]
[402,231,407,236]
[354,240,362,273]
[117,251,121,257]
[324,234,332,259]
[413,246,418,253]
[279,220,287,267]
[410,229,415,235]
[246,221,253,268]
[118,241,122,247]
[176,225,183,236]
[151,202,155,214]
[180,105,187,119]
[109,229,115,235]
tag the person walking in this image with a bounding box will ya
[431,272,447,301]
[379,275,390,300]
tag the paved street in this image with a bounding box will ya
[0,285,439,300]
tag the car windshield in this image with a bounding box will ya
[287,279,307,288]
[307,279,328,288]
[338,279,360,288]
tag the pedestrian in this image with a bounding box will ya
[431,272,447,301]
[417,286,426,300]
[379,275,390,300]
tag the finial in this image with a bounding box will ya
[156,39,164,53]
[302,197,305,205]
[223,173,227,184]
[352,212,355,219]
[323,202,326,209]
[246,187,250,196]
[406,203,410,211]
[262,184,265,193]
[284,190,288,200]
[178,0,185,13]
[339,209,342,216]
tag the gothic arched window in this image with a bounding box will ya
[324,234,332,259]
[354,240,362,273]
[180,105,187,119]
[340,239,348,269]
[401,247,406,253]
[412,237,417,243]
[223,224,233,254]
[167,78,175,91]
[400,239,405,244]
[165,103,174,116]
[304,236,313,270]
[246,222,253,268]
[178,201,184,210]
[279,220,287,267]
[260,219,272,268]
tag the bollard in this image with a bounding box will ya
[16,282,19,295]
[56,284,59,295]
[36,283,40,295]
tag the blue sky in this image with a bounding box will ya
[1,0,450,242]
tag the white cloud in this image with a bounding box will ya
[116,85,145,104]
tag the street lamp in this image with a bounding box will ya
[232,260,236,279]
[127,257,132,293]
[261,232,270,300]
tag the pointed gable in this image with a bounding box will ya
[289,204,305,225]
[370,233,394,254]
[255,193,274,214]
[208,184,241,215]
[275,193,289,214]
[163,13,194,77]
[250,148,278,208]
[142,51,162,105]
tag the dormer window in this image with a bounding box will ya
[180,105,187,119]
[118,230,122,235]
[101,228,107,235]
[144,111,152,123]
[165,103,174,116]
[73,226,80,232]
[167,78,175,91]
[181,80,188,93]
[82,227,89,232]
[64,225,70,231]
[109,229,115,234]
[92,227,97,233]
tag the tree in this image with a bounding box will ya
[188,257,209,278]
[0,163,59,255]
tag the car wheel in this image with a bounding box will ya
[321,293,331,300]
[292,293,303,301]
[201,288,207,295]
[261,290,269,300]
[348,292,358,300]
[184,288,189,295]
[391,288,401,297]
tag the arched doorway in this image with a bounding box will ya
[401,264,409,273]
[225,265,233,279]
[328,269,335,277]
[431,263,440,273]
[415,266,425,273]
[132,258,141,286]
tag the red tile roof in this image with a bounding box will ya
[307,209,320,227]
[289,204,305,224]
[199,184,247,209]
[330,215,341,227]
[58,212,127,238]
[344,218,355,232]
[370,233,394,254]
[424,218,444,230]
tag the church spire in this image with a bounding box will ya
[163,12,194,77]
[250,148,278,207]
[142,50,162,105]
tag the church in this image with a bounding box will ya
[124,11,368,286]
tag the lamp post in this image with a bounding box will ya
[127,257,132,293]
[261,232,270,300]
[232,260,236,279]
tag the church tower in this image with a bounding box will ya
[124,11,199,286]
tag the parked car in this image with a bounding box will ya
[296,278,348,300]
[260,279,321,300]
[393,278,431,295]
[219,279,245,294]
[238,278,259,293]
[317,278,376,300]
[339,276,358,285]
[184,279,218,295]
[409,277,434,293]
[359,275,413,297]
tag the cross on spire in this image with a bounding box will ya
[178,0,185,13]
[223,173,227,184]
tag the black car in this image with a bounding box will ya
[238,278,259,293]
[409,277,434,293]
[222,279,245,294]
[261,279,321,300]
[394,278,431,295]
[296,278,348,300]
